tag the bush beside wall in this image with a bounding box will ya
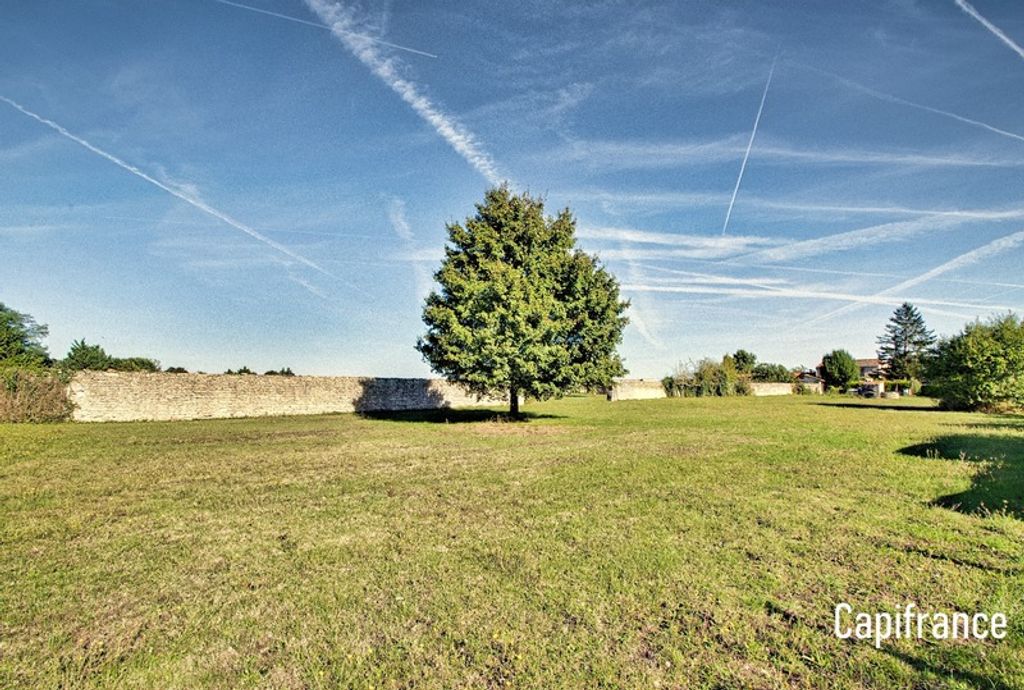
[0,368,73,422]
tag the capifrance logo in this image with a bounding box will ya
[834,603,1008,648]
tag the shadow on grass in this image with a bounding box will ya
[956,416,1024,432]
[899,435,1024,519]
[356,408,564,424]
[881,648,1016,690]
[814,401,943,412]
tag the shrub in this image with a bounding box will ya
[63,339,110,371]
[108,357,160,372]
[225,366,254,375]
[924,313,1024,412]
[665,357,746,397]
[165,367,189,374]
[264,368,295,376]
[661,375,678,396]
[820,349,860,391]
[0,367,72,422]
[735,376,753,396]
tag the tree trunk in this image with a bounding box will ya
[509,385,520,417]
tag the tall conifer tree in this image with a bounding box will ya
[877,302,935,380]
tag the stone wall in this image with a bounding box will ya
[606,379,667,401]
[749,382,794,397]
[68,372,504,422]
[608,378,824,400]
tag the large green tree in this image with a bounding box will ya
[925,313,1024,411]
[877,302,935,380]
[820,349,860,391]
[0,302,49,367]
[416,186,629,415]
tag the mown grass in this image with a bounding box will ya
[1,395,1022,688]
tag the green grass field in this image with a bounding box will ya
[2,395,1022,688]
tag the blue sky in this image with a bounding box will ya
[2,0,1023,377]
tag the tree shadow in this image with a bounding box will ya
[814,402,944,412]
[954,417,1024,432]
[881,647,1017,690]
[357,408,563,424]
[898,435,1024,519]
[350,378,563,424]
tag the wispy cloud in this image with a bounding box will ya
[0,95,344,286]
[621,282,1012,313]
[543,135,1022,172]
[304,0,504,186]
[807,226,1024,325]
[560,188,1024,220]
[211,0,438,58]
[753,200,1024,220]
[722,57,775,235]
[794,60,1024,144]
[736,216,964,264]
[578,225,779,252]
[387,197,433,298]
[954,0,1024,61]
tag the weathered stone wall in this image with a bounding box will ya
[606,379,667,401]
[609,379,824,400]
[68,372,504,422]
[749,382,794,397]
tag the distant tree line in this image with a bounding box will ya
[662,350,798,397]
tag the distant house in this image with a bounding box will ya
[795,370,825,394]
[855,358,882,380]
[813,358,882,384]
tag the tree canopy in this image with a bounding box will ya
[925,313,1024,412]
[416,186,629,415]
[0,302,49,367]
[732,349,757,374]
[821,349,860,391]
[877,302,935,380]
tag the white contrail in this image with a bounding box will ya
[579,225,779,250]
[621,283,1012,313]
[211,0,438,58]
[736,216,964,264]
[806,227,1024,325]
[0,95,335,279]
[792,60,1024,144]
[722,57,776,236]
[954,0,1024,61]
[304,0,503,186]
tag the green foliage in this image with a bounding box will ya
[165,367,189,374]
[62,340,159,373]
[63,339,111,371]
[924,313,1024,412]
[751,362,791,383]
[416,186,629,415]
[109,357,160,372]
[225,366,254,375]
[661,375,677,397]
[820,349,860,391]
[877,302,935,380]
[0,367,72,422]
[666,356,748,397]
[0,302,49,367]
[264,368,295,376]
[732,349,757,374]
